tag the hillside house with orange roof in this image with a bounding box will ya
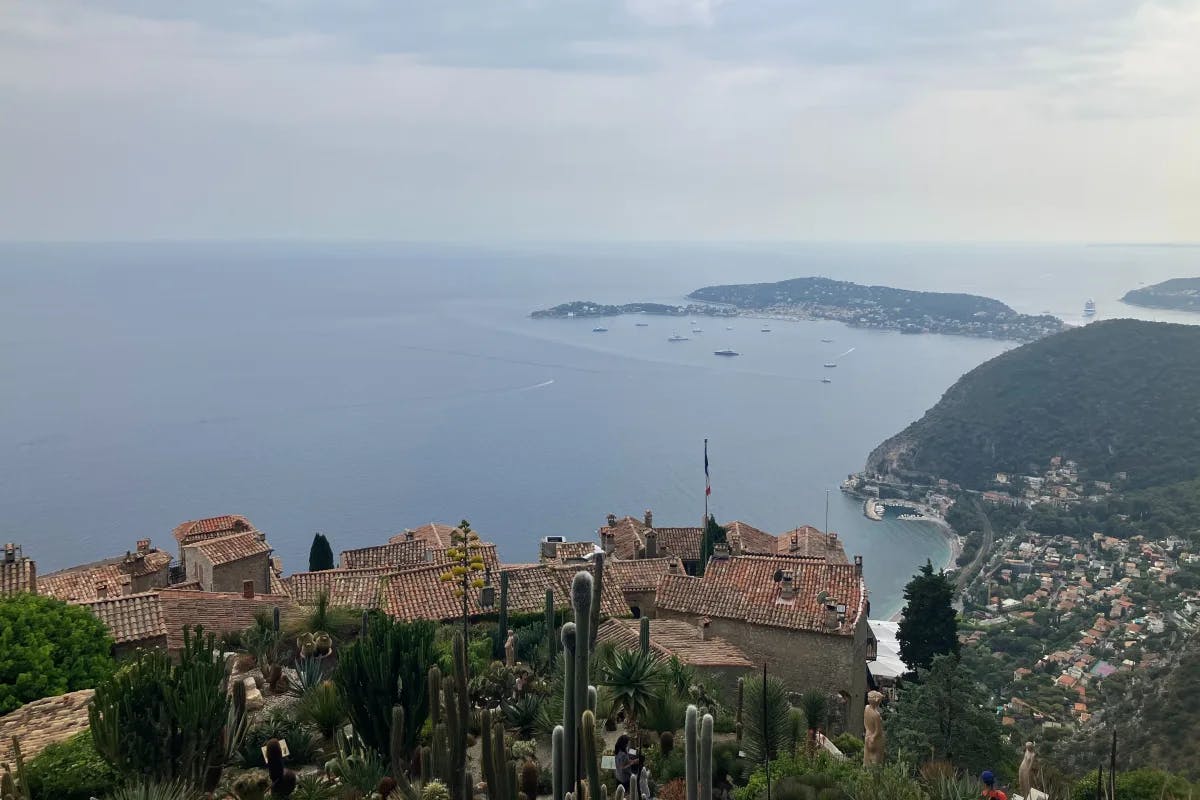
[38,538,172,602]
[655,551,871,734]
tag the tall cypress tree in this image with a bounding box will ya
[308,532,334,572]
[897,560,959,672]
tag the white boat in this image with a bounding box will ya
[823,362,837,368]
[761,326,772,333]
[1083,299,1097,317]
[821,338,833,343]
[635,323,649,327]
[725,326,734,331]
[821,377,832,384]
[714,348,739,357]
[592,326,608,332]
[691,328,703,334]
[668,334,689,342]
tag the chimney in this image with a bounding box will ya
[825,603,839,630]
[698,617,711,640]
[243,580,255,599]
[779,570,795,601]
[602,531,615,555]
[96,582,108,599]
[606,513,617,527]
[405,529,415,542]
[3,543,14,564]
[790,532,798,552]
[828,531,838,549]
[136,538,151,554]
[729,533,742,556]
[644,530,658,559]
[644,509,654,527]
[668,558,680,574]
[712,541,730,560]
[854,555,863,575]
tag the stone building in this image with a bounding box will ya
[173,514,257,575]
[37,539,172,602]
[0,543,36,596]
[655,552,872,735]
[596,617,753,696]
[183,531,271,594]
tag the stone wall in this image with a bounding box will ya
[623,589,656,618]
[657,608,868,735]
[210,554,271,595]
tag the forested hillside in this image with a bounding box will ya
[866,320,1200,490]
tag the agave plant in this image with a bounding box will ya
[288,656,327,697]
[103,781,201,800]
[297,680,346,739]
[600,648,663,729]
[503,694,543,740]
[290,772,341,800]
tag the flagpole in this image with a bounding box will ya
[704,438,709,527]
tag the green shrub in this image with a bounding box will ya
[239,709,320,768]
[1072,768,1198,800]
[298,680,346,739]
[831,734,862,758]
[0,594,113,714]
[26,732,120,800]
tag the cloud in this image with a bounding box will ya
[0,0,1196,241]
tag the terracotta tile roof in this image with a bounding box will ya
[599,517,650,560]
[607,557,682,592]
[341,539,431,569]
[724,522,778,555]
[655,554,865,636]
[188,532,271,566]
[0,690,94,765]
[158,589,297,651]
[382,562,627,622]
[169,581,203,591]
[776,527,849,563]
[269,566,290,597]
[37,548,172,603]
[550,542,601,562]
[388,523,472,550]
[173,514,255,544]
[39,564,131,603]
[654,528,704,561]
[287,567,393,608]
[0,546,36,596]
[81,592,166,644]
[597,618,754,668]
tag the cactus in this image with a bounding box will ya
[314,631,333,657]
[571,573,592,783]
[589,553,604,652]
[639,617,650,655]
[273,605,281,632]
[426,632,470,800]
[734,677,744,744]
[660,731,675,758]
[561,622,578,794]
[482,708,519,800]
[699,713,713,800]
[520,758,539,800]
[233,771,271,800]
[581,710,602,800]
[422,780,451,800]
[615,786,625,800]
[552,725,565,800]
[497,571,510,659]
[587,685,597,715]
[544,588,556,668]
[2,738,30,800]
[685,705,699,800]
[265,738,297,797]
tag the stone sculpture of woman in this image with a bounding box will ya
[504,628,517,667]
[1019,741,1037,797]
[863,690,885,766]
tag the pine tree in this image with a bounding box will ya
[897,560,959,672]
[308,532,334,572]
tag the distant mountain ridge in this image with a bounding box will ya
[1122,277,1200,313]
[866,319,1200,490]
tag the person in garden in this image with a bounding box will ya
[614,735,633,789]
[980,770,1007,800]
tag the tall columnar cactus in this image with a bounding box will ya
[390,705,421,800]
[639,617,650,655]
[551,725,565,800]
[497,571,510,659]
[699,713,713,800]
[272,606,281,632]
[734,677,744,744]
[265,738,297,797]
[426,632,471,800]
[684,705,699,800]
[544,588,556,668]
[560,622,578,794]
[361,609,370,640]
[2,738,31,800]
[589,553,605,651]
[581,710,602,800]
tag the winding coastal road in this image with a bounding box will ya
[955,498,994,593]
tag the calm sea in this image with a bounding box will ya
[2,242,1195,617]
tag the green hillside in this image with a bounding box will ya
[1122,277,1200,313]
[866,319,1200,490]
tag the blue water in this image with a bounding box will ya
[2,241,1195,617]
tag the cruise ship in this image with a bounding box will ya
[1083,299,1097,317]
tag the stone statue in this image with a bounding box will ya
[504,628,517,667]
[863,690,885,766]
[1019,741,1036,797]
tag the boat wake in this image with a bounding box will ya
[518,379,556,391]
[837,346,857,359]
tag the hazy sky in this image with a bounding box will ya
[1,1,1197,242]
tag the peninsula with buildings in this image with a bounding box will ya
[1122,277,1200,313]
[533,277,1065,342]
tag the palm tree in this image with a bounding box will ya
[600,649,663,731]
